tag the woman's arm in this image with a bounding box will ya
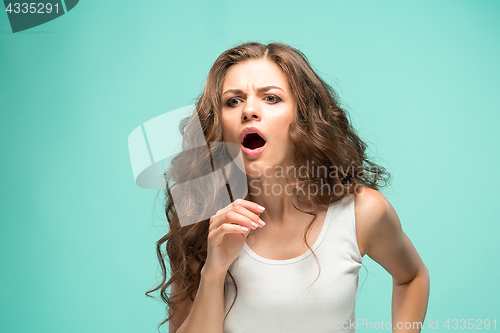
[172,199,264,333]
[172,268,226,333]
[356,188,430,333]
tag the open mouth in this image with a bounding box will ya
[242,132,266,150]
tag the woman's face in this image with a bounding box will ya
[221,58,296,177]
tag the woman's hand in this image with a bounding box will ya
[203,199,266,278]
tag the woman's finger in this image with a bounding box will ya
[208,222,249,247]
[209,200,265,231]
[215,199,265,217]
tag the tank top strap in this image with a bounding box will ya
[322,194,363,265]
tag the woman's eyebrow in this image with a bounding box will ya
[222,85,284,96]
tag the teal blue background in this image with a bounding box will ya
[1,1,499,332]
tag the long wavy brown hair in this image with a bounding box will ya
[145,41,391,332]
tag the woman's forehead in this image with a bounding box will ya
[222,58,290,92]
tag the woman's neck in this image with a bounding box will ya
[245,170,308,226]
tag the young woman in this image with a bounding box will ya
[146,42,430,333]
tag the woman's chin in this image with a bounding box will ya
[244,160,281,178]
[244,167,263,177]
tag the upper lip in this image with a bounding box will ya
[240,127,267,145]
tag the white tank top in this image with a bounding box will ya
[223,194,363,333]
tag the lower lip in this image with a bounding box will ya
[241,143,266,156]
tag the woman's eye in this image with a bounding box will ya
[265,95,282,104]
[226,98,240,107]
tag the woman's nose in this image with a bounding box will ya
[241,96,261,122]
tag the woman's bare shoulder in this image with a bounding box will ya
[353,186,393,257]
